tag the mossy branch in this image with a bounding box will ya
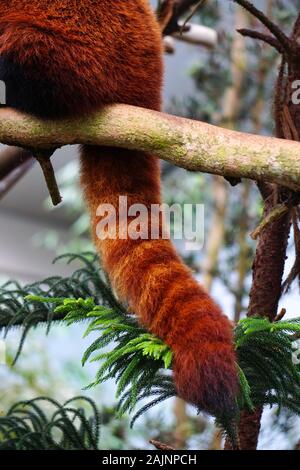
[1,105,300,191]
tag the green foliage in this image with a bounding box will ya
[236,316,300,415]
[26,296,176,427]
[0,252,123,362]
[26,294,300,435]
[0,396,101,450]
[2,253,300,438]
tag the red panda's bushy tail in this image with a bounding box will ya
[80,145,238,418]
[0,0,238,419]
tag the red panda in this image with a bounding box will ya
[0,0,238,418]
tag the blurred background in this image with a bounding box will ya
[0,0,300,450]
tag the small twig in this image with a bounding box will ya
[250,203,290,240]
[237,28,283,53]
[274,308,286,322]
[160,0,200,35]
[149,439,175,451]
[0,147,32,179]
[0,147,35,199]
[180,0,206,33]
[34,150,62,206]
[233,0,291,52]
[0,158,35,200]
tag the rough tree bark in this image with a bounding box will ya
[1,106,300,191]
[225,0,300,450]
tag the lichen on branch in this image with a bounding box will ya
[0,105,300,191]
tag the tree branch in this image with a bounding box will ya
[0,157,34,200]
[0,146,34,198]
[227,2,300,451]
[159,0,201,35]
[233,0,292,52]
[34,149,62,206]
[158,0,218,51]
[0,146,32,179]
[237,28,283,53]
[0,106,300,191]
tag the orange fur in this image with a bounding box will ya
[0,0,237,416]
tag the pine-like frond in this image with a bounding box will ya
[28,296,176,427]
[236,316,300,415]
[28,293,300,441]
[2,252,300,444]
[0,252,123,361]
[0,396,101,450]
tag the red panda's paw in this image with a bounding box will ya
[171,318,238,418]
